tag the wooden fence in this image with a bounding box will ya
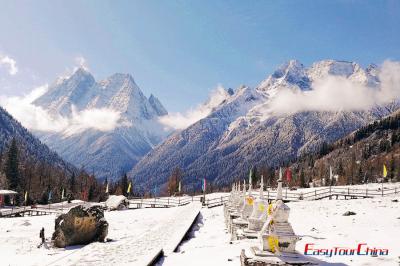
[202,185,400,207]
[128,196,197,209]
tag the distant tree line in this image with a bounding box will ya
[0,137,138,205]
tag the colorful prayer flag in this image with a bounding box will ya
[285,168,292,183]
[383,164,387,178]
[202,178,206,192]
[127,182,132,194]
[249,167,253,183]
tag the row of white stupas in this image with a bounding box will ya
[224,168,299,255]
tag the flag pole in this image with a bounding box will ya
[203,178,206,205]
[382,164,387,196]
[285,170,288,200]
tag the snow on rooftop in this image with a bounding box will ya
[0,190,18,195]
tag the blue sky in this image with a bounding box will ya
[0,0,399,112]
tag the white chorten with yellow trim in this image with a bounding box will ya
[240,171,254,219]
[247,175,268,231]
[259,168,299,254]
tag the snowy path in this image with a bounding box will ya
[160,205,251,266]
[0,203,201,266]
[52,202,201,266]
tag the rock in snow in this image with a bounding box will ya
[105,195,129,211]
[52,205,108,248]
[342,211,357,216]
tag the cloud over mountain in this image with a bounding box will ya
[159,85,233,130]
[0,84,123,135]
[0,54,18,75]
[262,60,400,116]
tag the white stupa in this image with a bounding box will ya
[240,169,255,219]
[237,179,246,212]
[247,175,269,231]
[259,168,299,254]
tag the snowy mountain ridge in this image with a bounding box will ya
[129,59,400,191]
[33,68,170,180]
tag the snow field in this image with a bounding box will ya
[0,202,201,266]
[162,194,400,266]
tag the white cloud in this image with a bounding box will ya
[0,85,122,135]
[159,85,230,130]
[74,56,89,71]
[0,54,18,75]
[267,60,400,115]
[63,106,121,136]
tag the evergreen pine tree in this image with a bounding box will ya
[5,138,20,192]
[69,172,76,194]
[389,155,395,182]
[121,173,129,196]
[299,168,307,188]
[251,166,260,186]
[88,185,95,201]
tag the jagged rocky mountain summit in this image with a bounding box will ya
[129,60,399,191]
[33,68,170,180]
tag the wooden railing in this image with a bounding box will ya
[127,185,400,209]
[204,195,230,208]
[255,185,400,202]
[128,196,198,208]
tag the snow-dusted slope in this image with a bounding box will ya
[0,106,75,176]
[130,60,400,190]
[33,68,170,180]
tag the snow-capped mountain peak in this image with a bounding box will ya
[129,59,400,191]
[149,94,168,116]
[308,60,357,80]
[257,60,310,96]
[32,69,170,180]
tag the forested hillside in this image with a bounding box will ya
[287,110,400,187]
[0,106,90,204]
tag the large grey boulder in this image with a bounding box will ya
[52,205,108,248]
[105,195,129,211]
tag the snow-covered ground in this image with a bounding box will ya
[1,183,399,266]
[0,202,200,266]
[162,195,400,266]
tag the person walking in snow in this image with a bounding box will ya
[38,227,45,248]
